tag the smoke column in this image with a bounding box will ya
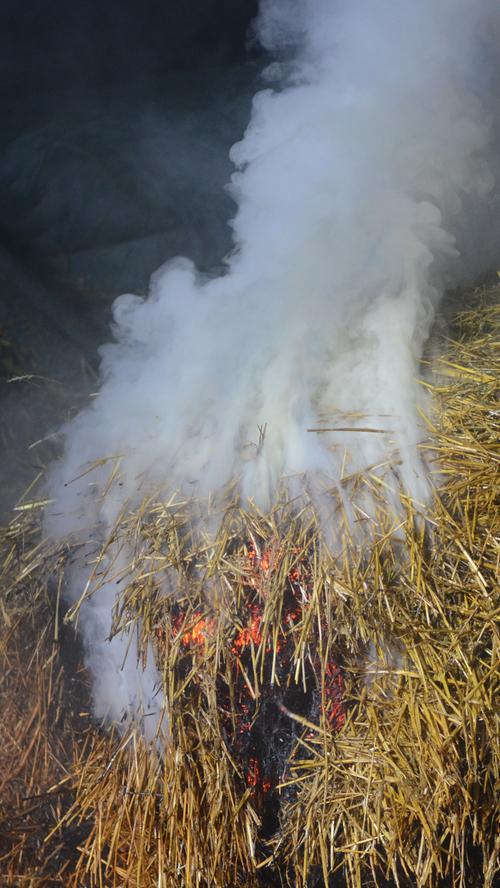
[46,0,500,730]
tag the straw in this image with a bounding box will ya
[0,286,498,887]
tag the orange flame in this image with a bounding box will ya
[173,611,216,648]
[232,604,263,653]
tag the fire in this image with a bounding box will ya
[172,611,217,648]
[231,603,263,652]
[246,757,272,794]
[160,539,345,801]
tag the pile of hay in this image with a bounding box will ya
[0,288,498,887]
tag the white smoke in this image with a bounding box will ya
[46,0,500,730]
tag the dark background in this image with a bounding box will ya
[0,0,261,317]
[1,0,259,96]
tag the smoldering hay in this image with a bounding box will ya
[45,0,500,732]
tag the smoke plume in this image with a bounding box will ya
[46,0,500,731]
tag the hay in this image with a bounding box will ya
[0,513,92,885]
[0,288,498,887]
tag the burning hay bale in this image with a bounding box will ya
[0,291,499,887]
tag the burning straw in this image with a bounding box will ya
[0,289,499,886]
